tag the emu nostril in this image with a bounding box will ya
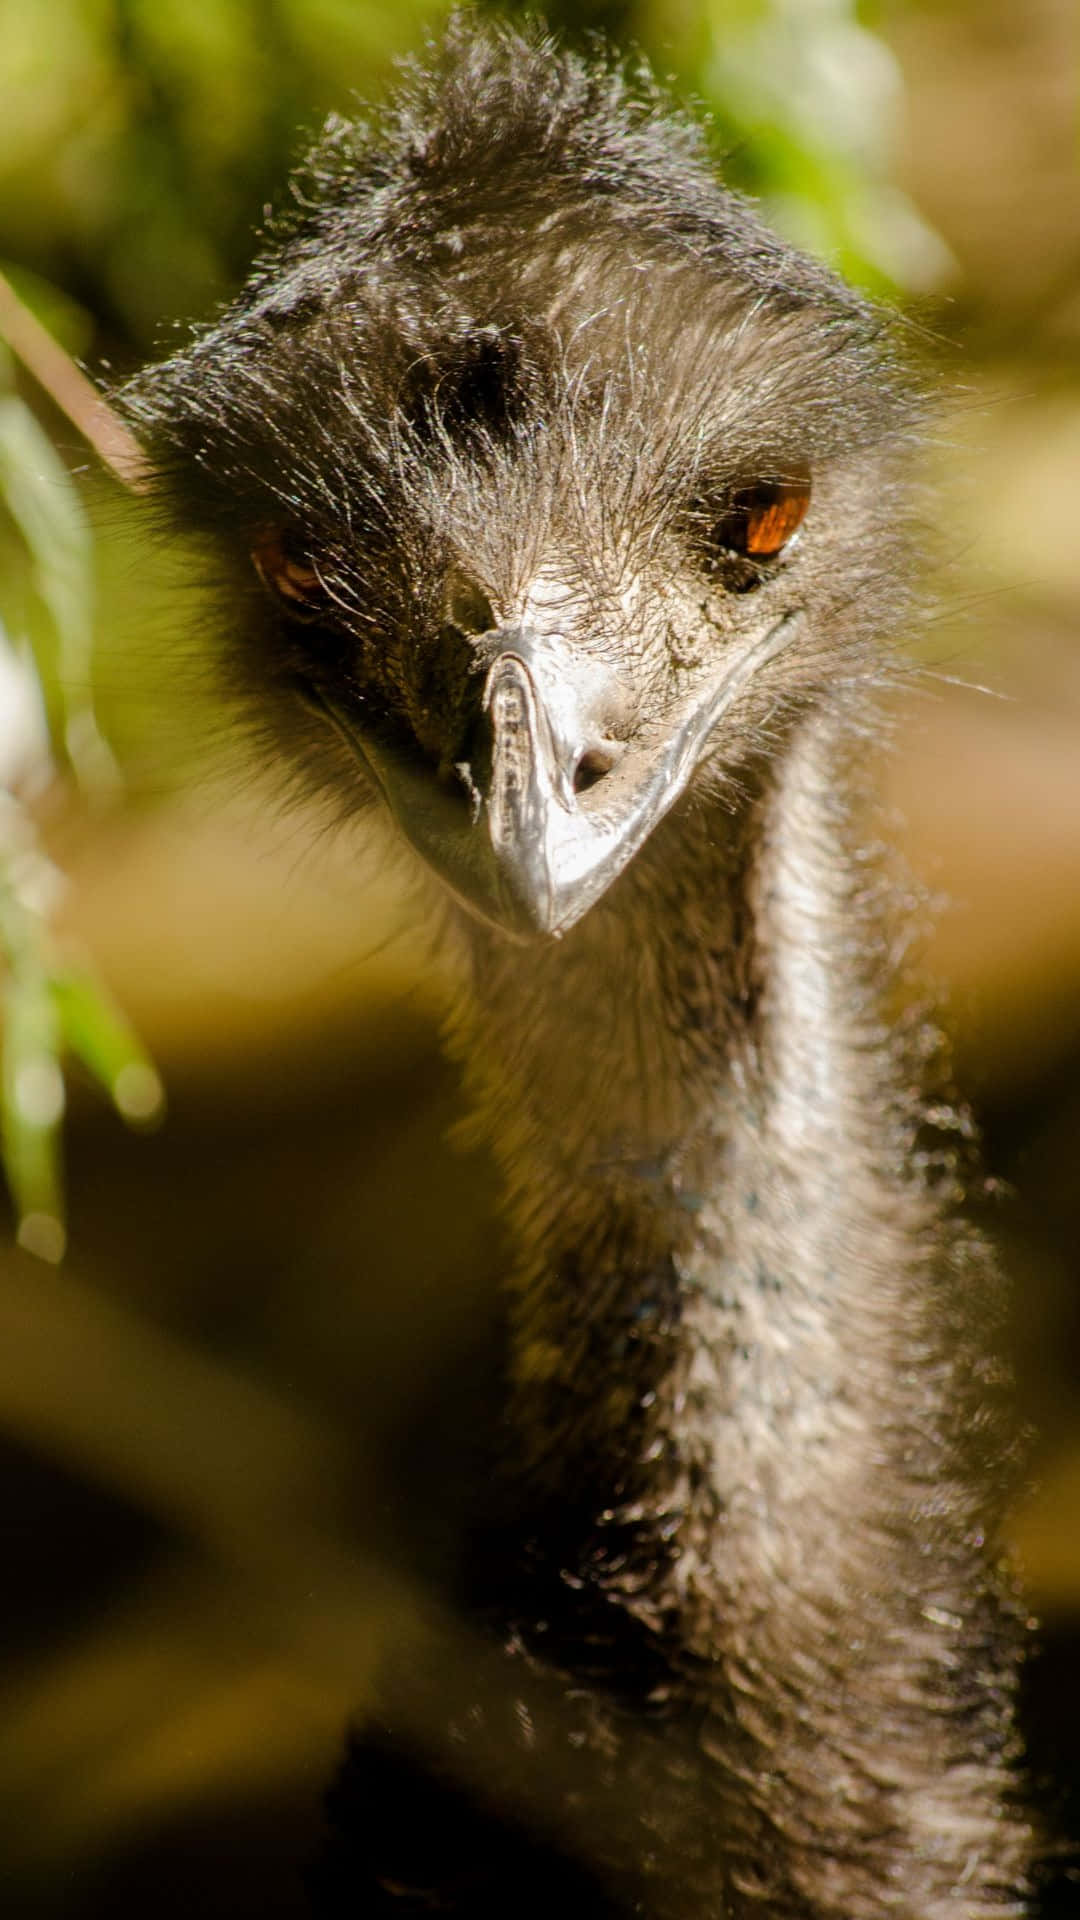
[572,745,618,795]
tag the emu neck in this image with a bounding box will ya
[450,710,924,1547]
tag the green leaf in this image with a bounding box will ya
[1,958,66,1262]
[51,968,165,1126]
[0,357,118,793]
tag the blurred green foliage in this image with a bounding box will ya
[0,339,162,1256]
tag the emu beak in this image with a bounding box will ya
[336,613,801,939]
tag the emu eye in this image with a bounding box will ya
[706,473,812,578]
[741,476,811,557]
[252,529,328,619]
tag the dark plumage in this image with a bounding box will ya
[121,18,1033,1917]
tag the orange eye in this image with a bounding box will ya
[742,476,811,558]
[703,473,812,578]
[252,529,324,609]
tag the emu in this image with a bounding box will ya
[121,20,1033,1917]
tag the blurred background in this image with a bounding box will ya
[0,0,1078,1912]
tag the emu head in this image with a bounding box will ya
[122,23,917,939]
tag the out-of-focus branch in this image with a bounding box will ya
[0,271,147,493]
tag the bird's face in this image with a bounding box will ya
[130,231,911,941]
[255,482,811,940]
